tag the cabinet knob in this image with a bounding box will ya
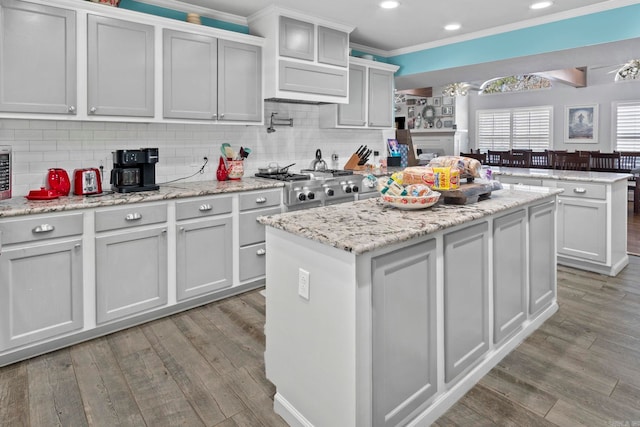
[212,113,218,119]
[68,105,76,113]
[256,248,266,256]
[179,226,185,232]
[89,107,97,114]
[219,113,224,119]
[256,197,267,204]
[199,204,213,212]
[125,213,142,221]
[33,224,55,233]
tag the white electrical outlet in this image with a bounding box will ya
[298,268,310,300]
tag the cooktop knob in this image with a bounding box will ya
[343,185,352,194]
[306,191,315,200]
[298,193,306,201]
[351,185,359,193]
[325,188,335,196]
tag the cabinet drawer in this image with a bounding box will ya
[498,176,543,187]
[176,196,232,221]
[279,60,348,97]
[239,206,281,247]
[239,242,266,282]
[556,181,606,200]
[239,189,281,211]
[0,212,83,245]
[95,203,167,232]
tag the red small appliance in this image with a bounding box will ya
[47,168,71,196]
[73,168,102,195]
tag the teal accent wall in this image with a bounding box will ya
[118,0,249,34]
[390,3,640,77]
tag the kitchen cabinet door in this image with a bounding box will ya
[176,217,232,301]
[163,29,217,120]
[557,197,606,262]
[529,201,556,315]
[337,64,366,126]
[96,226,167,324]
[368,68,394,128]
[317,26,348,67]
[87,15,154,117]
[0,0,76,114]
[443,222,489,383]
[371,239,438,427]
[0,239,83,351]
[218,39,262,122]
[279,16,314,61]
[493,210,527,343]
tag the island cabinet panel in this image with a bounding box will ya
[371,239,438,427]
[0,0,76,114]
[443,222,489,384]
[529,201,557,315]
[493,210,527,344]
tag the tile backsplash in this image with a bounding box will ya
[1,102,390,197]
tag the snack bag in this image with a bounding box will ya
[428,156,481,178]
[432,167,460,190]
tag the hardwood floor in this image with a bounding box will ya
[2,257,640,426]
[628,201,640,255]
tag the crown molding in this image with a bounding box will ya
[129,0,248,26]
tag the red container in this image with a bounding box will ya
[47,168,71,196]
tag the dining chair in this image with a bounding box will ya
[589,152,620,172]
[553,152,590,171]
[617,151,640,213]
[530,151,550,168]
[460,152,487,164]
[486,150,509,166]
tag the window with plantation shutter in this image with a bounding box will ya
[477,106,552,152]
[615,101,640,151]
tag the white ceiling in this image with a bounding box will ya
[185,0,629,52]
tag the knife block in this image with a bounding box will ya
[343,153,366,170]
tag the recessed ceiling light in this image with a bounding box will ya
[530,1,553,10]
[380,1,399,9]
[444,23,461,31]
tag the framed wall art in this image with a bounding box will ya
[432,97,442,107]
[565,104,598,143]
[442,106,454,116]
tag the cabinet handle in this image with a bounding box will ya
[33,224,55,233]
[573,188,587,194]
[89,106,97,114]
[199,204,213,212]
[212,113,218,119]
[74,243,81,249]
[256,197,267,204]
[256,248,266,256]
[125,213,142,221]
[68,105,76,113]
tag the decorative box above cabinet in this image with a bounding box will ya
[0,0,77,115]
[249,6,353,104]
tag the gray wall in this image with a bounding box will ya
[467,68,640,152]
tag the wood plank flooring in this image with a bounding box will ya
[2,257,640,426]
[628,201,640,255]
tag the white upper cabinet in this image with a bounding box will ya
[319,57,399,129]
[0,0,264,124]
[249,6,354,103]
[0,0,76,115]
[87,15,155,117]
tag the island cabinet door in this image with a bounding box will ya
[444,222,489,384]
[493,210,527,344]
[371,239,437,427]
[529,201,556,315]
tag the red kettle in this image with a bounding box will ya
[47,168,71,196]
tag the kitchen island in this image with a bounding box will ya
[258,185,562,426]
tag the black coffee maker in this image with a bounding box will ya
[111,148,160,193]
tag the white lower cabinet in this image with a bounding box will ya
[175,196,233,301]
[371,239,438,427]
[95,203,168,324]
[238,190,282,282]
[557,196,606,263]
[443,222,489,383]
[493,210,526,344]
[0,213,83,351]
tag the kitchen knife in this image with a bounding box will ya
[355,145,364,157]
[357,145,368,158]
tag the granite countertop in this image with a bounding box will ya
[490,166,632,183]
[0,178,284,218]
[258,185,562,255]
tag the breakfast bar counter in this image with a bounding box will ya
[258,186,562,426]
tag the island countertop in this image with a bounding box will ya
[490,166,632,182]
[0,178,284,218]
[258,185,562,255]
